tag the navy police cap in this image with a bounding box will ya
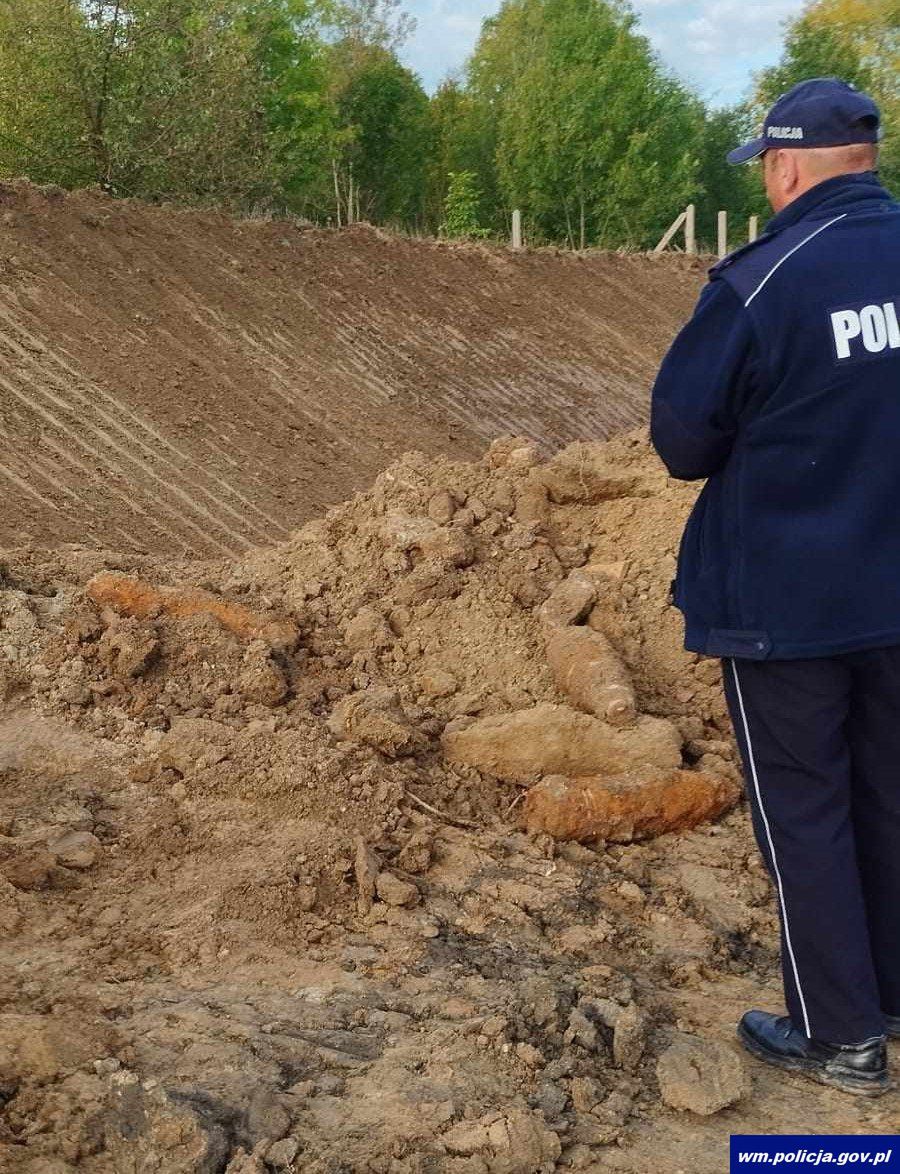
[727,77,881,165]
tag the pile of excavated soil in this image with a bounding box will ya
[1,434,893,1174]
[0,180,702,557]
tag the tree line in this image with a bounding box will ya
[0,0,895,250]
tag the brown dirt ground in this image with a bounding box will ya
[0,181,702,558]
[1,433,896,1174]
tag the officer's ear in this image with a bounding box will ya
[779,149,802,193]
[765,148,802,208]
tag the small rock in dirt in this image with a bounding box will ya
[536,443,662,504]
[533,1080,568,1121]
[287,1080,316,1099]
[98,619,159,678]
[613,1003,647,1072]
[597,1090,632,1127]
[582,997,621,1029]
[294,880,317,911]
[245,1090,291,1143]
[317,1073,345,1095]
[656,1032,749,1115]
[570,1114,622,1147]
[354,835,380,913]
[693,658,722,685]
[157,717,233,776]
[556,840,597,865]
[419,668,457,700]
[328,688,421,757]
[375,870,420,907]
[396,828,433,874]
[442,1117,491,1157]
[427,490,457,524]
[0,840,57,891]
[563,1008,598,1052]
[93,1057,121,1075]
[48,829,102,869]
[485,437,541,471]
[538,575,596,629]
[224,1150,266,1174]
[563,1144,596,1170]
[48,801,94,831]
[515,1042,544,1068]
[345,606,394,652]
[448,691,484,716]
[490,1109,562,1173]
[380,513,474,567]
[543,1053,575,1082]
[554,922,611,954]
[0,876,23,933]
[0,1014,107,1079]
[62,684,93,707]
[266,1137,300,1169]
[481,1015,507,1037]
[239,641,289,706]
[453,506,477,531]
[514,479,551,526]
[442,1109,560,1173]
[617,880,645,903]
[570,1076,604,1114]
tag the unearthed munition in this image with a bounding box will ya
[545,626,637,727]
[441,703,682,781]
[523,770,740,843]
[86,572,297,650]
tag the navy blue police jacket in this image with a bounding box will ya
[651,172,900,660]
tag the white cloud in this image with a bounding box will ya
[398,0,807,104]
[633,0,805,101]
[442,12,484,32]
[400,0,498,87]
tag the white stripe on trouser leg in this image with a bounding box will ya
[730,658,812,1038]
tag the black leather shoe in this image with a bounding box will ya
[738,1011,889,1096]
[885,1014,900,1040]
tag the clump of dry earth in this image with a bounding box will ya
[0,432,893,1174]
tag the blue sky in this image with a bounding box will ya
[398,0,807,106]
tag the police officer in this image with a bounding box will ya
[651,78,900,1097]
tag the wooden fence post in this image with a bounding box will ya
[511,209,523,250]
[717,210,728,259]
[685,204,696,256]
[654,209,687,254]
[685,203,699,255]
[332,158,342,229]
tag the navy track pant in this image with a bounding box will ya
[722,648,900,1045]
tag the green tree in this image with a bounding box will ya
[693,105,768,249]
[0,0,335,209]
[0,0,97,188]
[440,170,489,238]
[328,40,430,226]
[424,80,497,232]
[242,0,336,214]
[758,0,899,191]
[465,0,704,249]
[330,0,416,50]
[760,19,871,101]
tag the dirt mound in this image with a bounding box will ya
[0,434,887,1173]
[0,180,701,557]
[19,430,739,835]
